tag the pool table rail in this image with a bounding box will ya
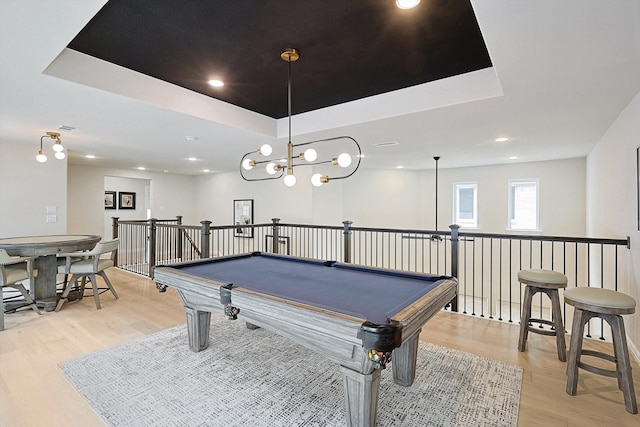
[155,268,227,312]
[233,287,380,373]
[392,277,458,340]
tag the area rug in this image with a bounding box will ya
[61,317,522,427]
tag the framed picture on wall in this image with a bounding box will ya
[104,191,116,210]
[234,199,254,238]
[119,192,136,210]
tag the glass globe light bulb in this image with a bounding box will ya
[311,173,325,187]
[283,174,297,187]
[337,153,352,167]
[242,158,255,170]
[396,0,420,9]
[55,151,66,160]
[266,162,278,175]
[52,141,64,152]
[259,144,272,156]
[303,148,317,162]
[36,150,47,163]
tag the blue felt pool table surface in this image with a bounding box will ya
[170,252,450,325]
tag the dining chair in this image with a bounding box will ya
[0,249,41,331]
[55,238,120,311]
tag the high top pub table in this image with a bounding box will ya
[0,235,101,311]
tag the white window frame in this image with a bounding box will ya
[508,179,539,231]
[453,182,478,229]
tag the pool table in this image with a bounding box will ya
[154,252,457,427]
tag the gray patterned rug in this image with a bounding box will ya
[61,317,522,426]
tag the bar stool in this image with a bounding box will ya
[564,287,637,414]
[517,269,568,361]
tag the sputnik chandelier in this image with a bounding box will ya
[240,48,361,187]
[36,131,65,162]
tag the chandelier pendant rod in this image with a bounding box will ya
[286,53,293,177]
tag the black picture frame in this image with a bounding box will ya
[104,191,116,210]
[234,199,254,238]
[119,192,136,210]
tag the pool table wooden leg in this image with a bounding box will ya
[340,366,380,427]
[392,329,421,386]
[184,307,211,352]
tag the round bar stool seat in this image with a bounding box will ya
[564,287,637,414]
[517,269,568,361]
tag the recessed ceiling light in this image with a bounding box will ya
[396,0,420,9]
[508,156,518,160]
[203,169,210,173]
[187,157,197,161]
[396,165,404,169]
[208,79,224,87]
[85,154,96,159]
[137,166,145,170]
[495,137,509,142]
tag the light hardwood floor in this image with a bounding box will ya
[1,268,638,426]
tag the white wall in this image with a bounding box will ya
[0,141,67,237]
[103,176,150,238]
[67,164,197,238]
[586,89,640,352]
[193,158,586,237]
[193,167,313,225]
[342,170,426,229]
[438,159,586,235]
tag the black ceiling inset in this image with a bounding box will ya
[68,0,491,119]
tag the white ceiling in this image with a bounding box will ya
[1,0,639,176]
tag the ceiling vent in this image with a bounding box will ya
[57,125,76,132]
[372,141,399,148]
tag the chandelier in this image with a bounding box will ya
[240,48,361,187]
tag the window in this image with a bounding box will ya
[454,182,478,228]
[508,179,538,231]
